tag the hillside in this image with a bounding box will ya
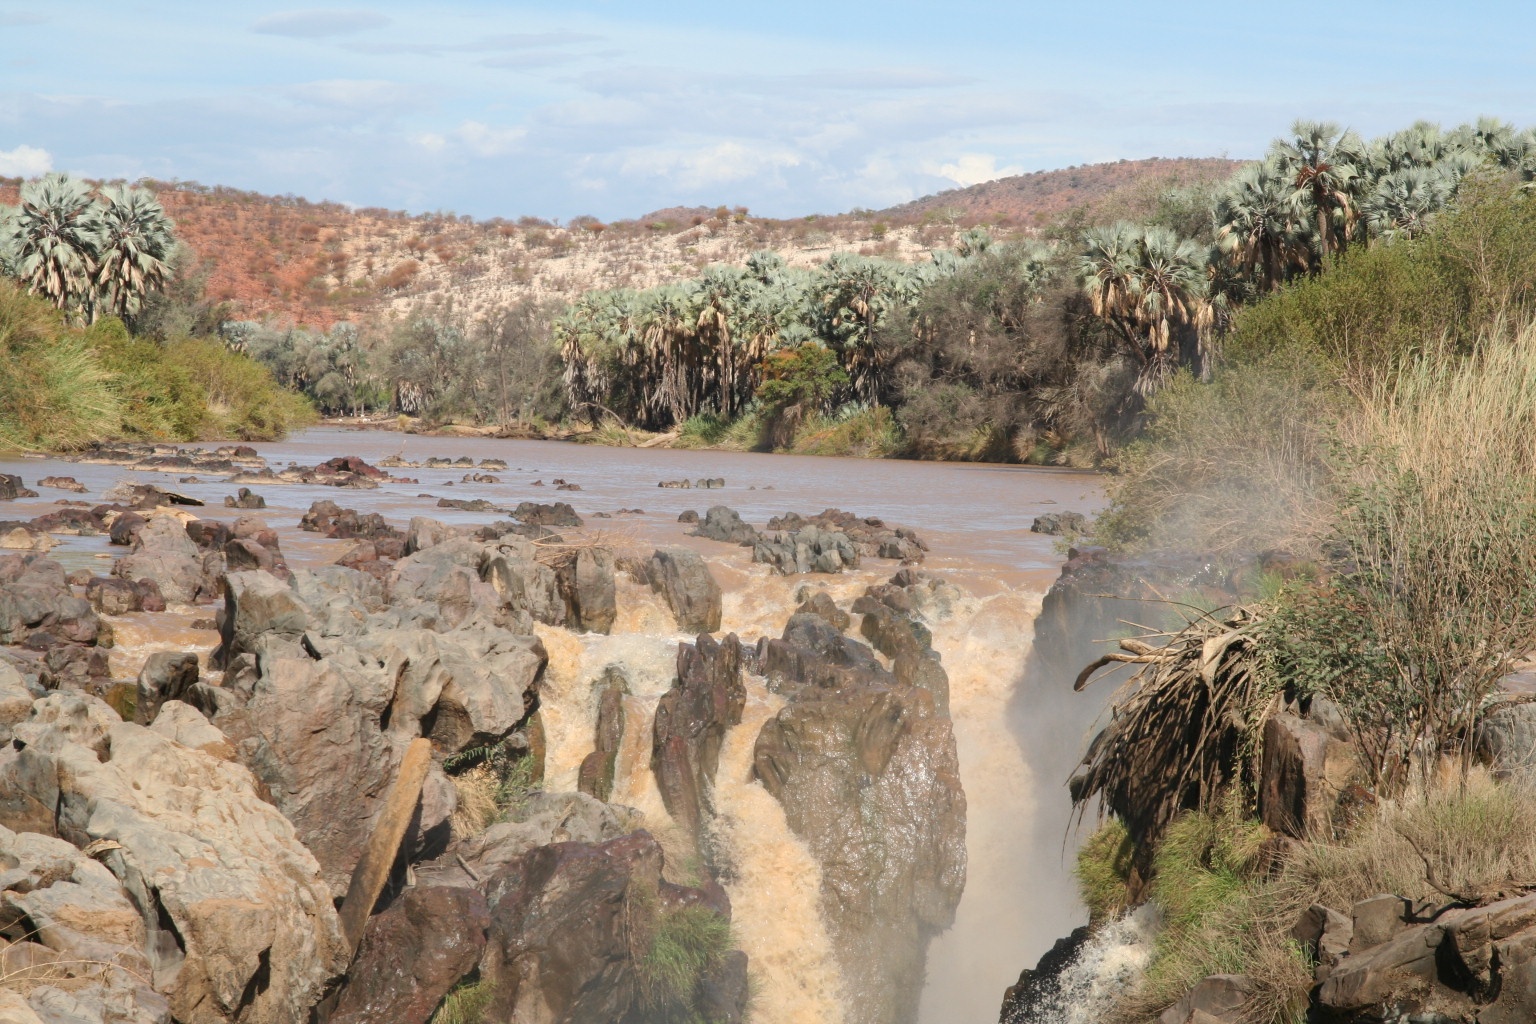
[1,156,1245,329]
[881,156,1244,225]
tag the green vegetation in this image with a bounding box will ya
[0,284,308,451]
[639,903,735,1023]
[428,975,493,1024]
[0,174,311,450]
[1075,129,1536,1024]
[1089,776,1536,1024]
[552,118,1535,462]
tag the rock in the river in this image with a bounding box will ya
[579,669,627,801]
[480,831,746,1024]
[135,651,201,723]
[114,515,210,604]
[329,886,490,1024]
[223,487,266,509]
[512,501,582,528]
[753,606,965,1024]
[37,476,87,493]
[554,546,617,634]
[653,633,746,835]
[0,692,349,1024]
[0,554,100,646]
[753,524,858,574]
[1030,511,1090,536]
[647,547,722,634]
[0,474,39,500]
[299,499,403,542]
[689,505,760,545]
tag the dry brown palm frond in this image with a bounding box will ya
[1071,605,1270,851]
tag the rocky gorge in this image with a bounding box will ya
[0,431,1104,1024]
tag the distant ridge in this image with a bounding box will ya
[879,157,1245,225]
[0,156,1245,326]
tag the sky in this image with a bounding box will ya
[2,1,1534,221]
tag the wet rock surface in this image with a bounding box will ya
[752,570,966,1024]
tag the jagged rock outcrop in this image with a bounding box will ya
[765,508,927,562]
[0,692,350,1023]
[330,886,490,1024]
[647,547,722,633]
[479,831,747,1024]
[751,571,966,1024]
[580,668,627,801]
[213,616,545,894]
[652,633,746,835]
[554,547,617,634]
[114,515,214,604]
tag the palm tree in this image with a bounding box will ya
[1214,158,1309,291]
[1077,223,1212,393]
[4,172,105,316]
[93,185,174,321]
[1274,120,1360,262]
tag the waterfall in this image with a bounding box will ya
[1005,906,1161,1024]
[708,680,850,1024]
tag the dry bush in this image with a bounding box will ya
[1284,769,1536,909]
[450,765,500,838]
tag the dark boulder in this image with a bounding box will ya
[223,486,266,509]
[652,633,746,835]
[330,886,490,1024]
[647,547,722,634]
[1030,511,1090,536]
[0,475,39,500]
[512,501,582,529]
[689,506,760,545]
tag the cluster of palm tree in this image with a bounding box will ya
[0,172,177,322]
[554,252,941,430]
[553,117,1535,452]
[1213,118,1534,289]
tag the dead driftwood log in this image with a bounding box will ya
[1069,606,1266,849]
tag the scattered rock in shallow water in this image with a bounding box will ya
[659,479,691,489]
[36,476,86,493]
[300,498,404,543]
[1031,511,1090,536]
[0,525,53,552]
[0,475,39,500]
[678,509,699,524]
[512,501,582,528]
[114,515,210,604]
[437,496,499,512]
[689,505,759,546]
[223,486,266,509]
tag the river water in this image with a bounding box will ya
[0,428,1108,1023]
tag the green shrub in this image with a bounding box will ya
[787,405,900,457]
[164,337,315,440]
[428,975,493,1024]
[639,904,734,1021]
[0,285,120,451]
[1097,348,1340,554]
[1075,818,1135,924]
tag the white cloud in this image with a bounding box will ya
[619,142,802,191]
[286,79,418,110]
[932,153,1023,187]
[251,9,389,38]
[0,144,51,177]
[455,121,526,157]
